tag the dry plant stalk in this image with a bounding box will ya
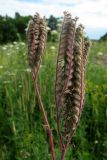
[26,13,56,160]
[55,11,90,159]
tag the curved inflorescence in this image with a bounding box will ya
[26,13,47,77]
[55,12,90,148]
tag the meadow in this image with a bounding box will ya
[0,40,107,160]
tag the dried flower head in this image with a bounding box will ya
[26,13,47,78]
[55,12,90,148]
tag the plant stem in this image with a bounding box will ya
[60,148,66,160]
[32,71,56,160]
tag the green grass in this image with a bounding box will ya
[0,41,107,160]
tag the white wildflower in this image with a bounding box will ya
[94,140,98,144]
[97,52,103,56]
[46,27,51,31]
[18,84,22,88]
[7,53,11,56]
[13,41,17,45]
[40,65,44,68]
[2,46,7,50]
[57,23,62,27]
[50,46,55,50]
[25,27,28,32]
[16,47,19,50]
[51,30,58,35]
[25,68,31,73]
[8,72,16,76]
[0,65,3,69]
[3,81,10,84]
[20,42,25,46]
[9,44,14,48]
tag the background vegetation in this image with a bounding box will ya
[0,13,58,44]
[0,13,107,160]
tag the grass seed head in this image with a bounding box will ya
[26,13,47,77]
[55,12,90,146]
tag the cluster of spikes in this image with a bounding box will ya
[27,12,90,160]
[55,11,90,148]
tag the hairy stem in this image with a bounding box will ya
[32,71,56,160]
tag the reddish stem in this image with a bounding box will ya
[60,147,67,160]
[32,72,56,160]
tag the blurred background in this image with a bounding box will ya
[0,0,107,160]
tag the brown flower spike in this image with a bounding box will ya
[55,12,90,158]
[27,13,47,77]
